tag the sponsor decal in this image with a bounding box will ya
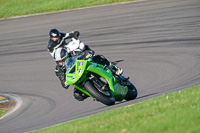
[78,69,82,75]
[79,62,83,66]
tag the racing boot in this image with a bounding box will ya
[108,63,123,76]
[55,65,69,89]
[73,88,88,101]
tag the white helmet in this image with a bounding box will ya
[54,47,68,61]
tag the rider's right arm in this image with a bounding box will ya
[63,31,80,40]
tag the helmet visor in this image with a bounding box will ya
[50,37,59,41]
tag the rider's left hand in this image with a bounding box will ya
[85,51,94,59]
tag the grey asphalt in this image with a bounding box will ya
[0,0,200,132]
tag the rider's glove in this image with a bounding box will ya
[85,51,94,59]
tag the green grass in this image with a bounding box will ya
[0,0,134,18]
[0,109,7,117]
[32,85,200,133]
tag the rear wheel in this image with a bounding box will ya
[84,80,115,106]
[124,83,138,101]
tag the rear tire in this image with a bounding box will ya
[84,80,115,106]
[125,83,138,101]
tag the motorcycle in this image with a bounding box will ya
[65,56,137,106]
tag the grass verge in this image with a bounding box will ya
[0,0,134,18]
[32,85,200,133]
[0,109,7,117]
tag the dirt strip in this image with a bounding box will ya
[0,97,16,111]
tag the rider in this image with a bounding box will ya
[53,47,89,101]
[47,29,123,101]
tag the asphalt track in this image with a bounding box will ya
[0,0,200,132]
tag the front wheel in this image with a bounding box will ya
[124,83,138,101]
[84,80,115,106]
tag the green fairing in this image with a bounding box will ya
[65,56,129,103]
[87,62,128,100]
[65,59,92,97]
[65,60,88,85]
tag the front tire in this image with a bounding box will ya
[84,80,115,106]
[124,83,138,101]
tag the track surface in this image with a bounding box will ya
[0,0,200,132]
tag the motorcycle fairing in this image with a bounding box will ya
[87,62,128,101]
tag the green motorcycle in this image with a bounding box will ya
[65,56,137,106]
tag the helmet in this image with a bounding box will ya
[54,48,68,62]
[49,29,60,43]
